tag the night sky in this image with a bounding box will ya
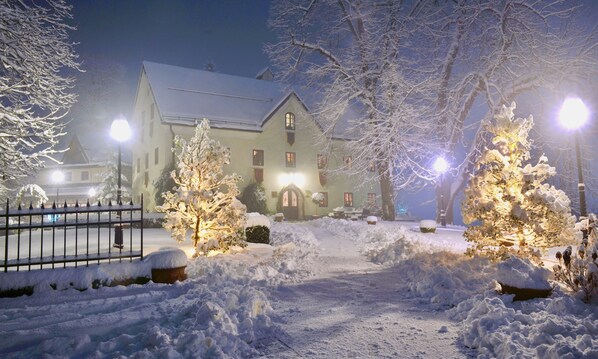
[69,0,274,121]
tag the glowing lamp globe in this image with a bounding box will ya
[110,117,132,142]
[433,157,449,174]
[559,98,589,130]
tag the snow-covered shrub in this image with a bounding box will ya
[240,182,268,214]
[245,213,270,244]
[496,256,551,290]
[158,119,247,256]
[462,103,576,262]
[13,184,47,207]
[553,217,598,302]
[96,152,131,204]
[419,219,437,233]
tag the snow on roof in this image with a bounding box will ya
[143,61,289,131]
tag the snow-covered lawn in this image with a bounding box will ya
[0,218,596,358]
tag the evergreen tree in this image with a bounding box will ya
[240,182,268,215]
[157,119,246,256]
[462,103,576,262]
[96,153,130,204]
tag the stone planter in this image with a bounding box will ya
[419,219,437,233]
[366,216,377,225]
[274,213,284,222]
[498,282,553,301]
[152,266,187,284]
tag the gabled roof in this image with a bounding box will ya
[143,61,301,132]
[61,134,89,164]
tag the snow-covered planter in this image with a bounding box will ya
[274,213,284,222]
[419,219,437,233]
[245,213,270,244]
[496,256,552,300]
[366,216,377,225]
[145,247,188,284]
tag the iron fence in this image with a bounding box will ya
[1,196,144,272]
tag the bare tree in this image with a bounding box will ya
[268,0,598,223]
[0,0,80,195]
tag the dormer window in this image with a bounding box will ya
[285,112,295,130]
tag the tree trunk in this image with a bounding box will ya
[379,170,395,221]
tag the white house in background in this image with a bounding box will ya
[31,134,131,206]
[131,61,379,219]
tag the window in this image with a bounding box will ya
[149,121,154,138]
[141,111,145,143]
[344,156,353,169]
[285,112,295,130]
[344,192,354,207]
[254,168,263,182]
[150,103,155,120]
[319,192,329,207]
[253,149,264,166]
[317,154,327,169]
[154,147,159,165]
[285,152,296,168]
[65,172,72,182]
[319,172,327,186]
[367,161,376,172]
[136,158,141,173]
[145,153,149,169]
[81,171,89,181]
[144,172,149,187]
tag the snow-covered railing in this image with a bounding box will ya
[1,196,144,272]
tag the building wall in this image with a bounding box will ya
[131,71,380,217]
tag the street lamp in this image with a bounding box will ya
[558,98,590,218]
[110,116,131,204]
[51,170,64,205]
[433,157,449,227]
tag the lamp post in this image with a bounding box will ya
[51,170,64,205]
[433,157,449,227]
[110,116,131,205]
[558,98,590,218]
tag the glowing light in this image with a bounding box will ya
[278,172,306,187]
[51,170,64,184]
[559,98,589,130]
[110,115,132,142]
[88,188,96,198]
[433,157,449,174]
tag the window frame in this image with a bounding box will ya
[344,192,354,207]
[285,152,296,168]
[253,149,264,166]
[285,112,295,130]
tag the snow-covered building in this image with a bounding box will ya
[132,61,379,219]
[32,134,132,206]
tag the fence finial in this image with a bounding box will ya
[108,200,112,207]
[52,201,56,209]
[86,199,90,207]
[63,201,68,209]
[29,202,33,210]
[97,200,102,207]
[41,203,45,209]
[18,203,22,211]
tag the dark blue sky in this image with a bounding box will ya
[69,0,274,119]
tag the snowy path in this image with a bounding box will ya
[257,223,468,358]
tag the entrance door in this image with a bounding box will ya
[281,188,299,220]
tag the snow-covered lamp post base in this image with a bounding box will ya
[145,248,188,284]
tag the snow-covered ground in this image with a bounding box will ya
[0,218,596,358]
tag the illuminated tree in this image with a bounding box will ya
[157,120,246,256]
[462,103,576,262]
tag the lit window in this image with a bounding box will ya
[81,171,89,181]
[285,112,295,130]
[285,152,296,168]
[344,156,353,169]
[154,147,159,165]
[253,149,264,166]
[317,154,327,169]
[344,192,354,207]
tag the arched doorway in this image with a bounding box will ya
[277,184,305,220]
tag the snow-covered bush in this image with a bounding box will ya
[158,119,247,256]
[13,184,47,207]
[240,182,268,214]
[96,152,131,204]
[462,103,576,262]
[553,217,598,302]
[245,213,270,244]
[419,219,437,233]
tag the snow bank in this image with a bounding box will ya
[360,226,420,264]
[449,291,598,358]
[496,256,551,290]
[312,216,367,240]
